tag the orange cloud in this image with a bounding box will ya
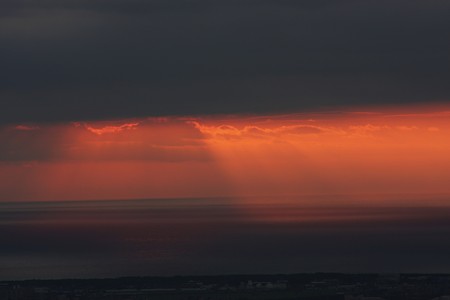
[15,125,40,131]
[84,122,139,135]
[188,108,450,199]
[190,121,333,140]
[2,105,450,202]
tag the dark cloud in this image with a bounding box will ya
[0,0,356,15]
[1,0,449,124]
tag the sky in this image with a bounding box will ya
[1,0,450,278]
[1,0,450,202]
[2,107,450,202]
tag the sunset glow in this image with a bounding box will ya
[1,105,450,202]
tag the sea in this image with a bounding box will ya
[1,195,450,280]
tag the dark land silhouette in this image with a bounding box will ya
[2,273,450,300]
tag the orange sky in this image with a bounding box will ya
[1,105,450,202]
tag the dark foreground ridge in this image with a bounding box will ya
[1,273,450,300]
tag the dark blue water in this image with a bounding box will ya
[1,196,450,280]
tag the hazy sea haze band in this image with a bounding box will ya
[1,195,450,280]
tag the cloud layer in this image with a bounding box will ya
[1,0,449,124]
[2,108,450,201]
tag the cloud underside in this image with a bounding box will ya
[2,111,450,201]
[1,110,449,163]
[0,0,449,124]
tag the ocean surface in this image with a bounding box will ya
[1,195,450,280]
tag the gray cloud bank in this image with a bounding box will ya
[1,0,449,124]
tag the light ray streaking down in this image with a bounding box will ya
[1,105,450,202]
